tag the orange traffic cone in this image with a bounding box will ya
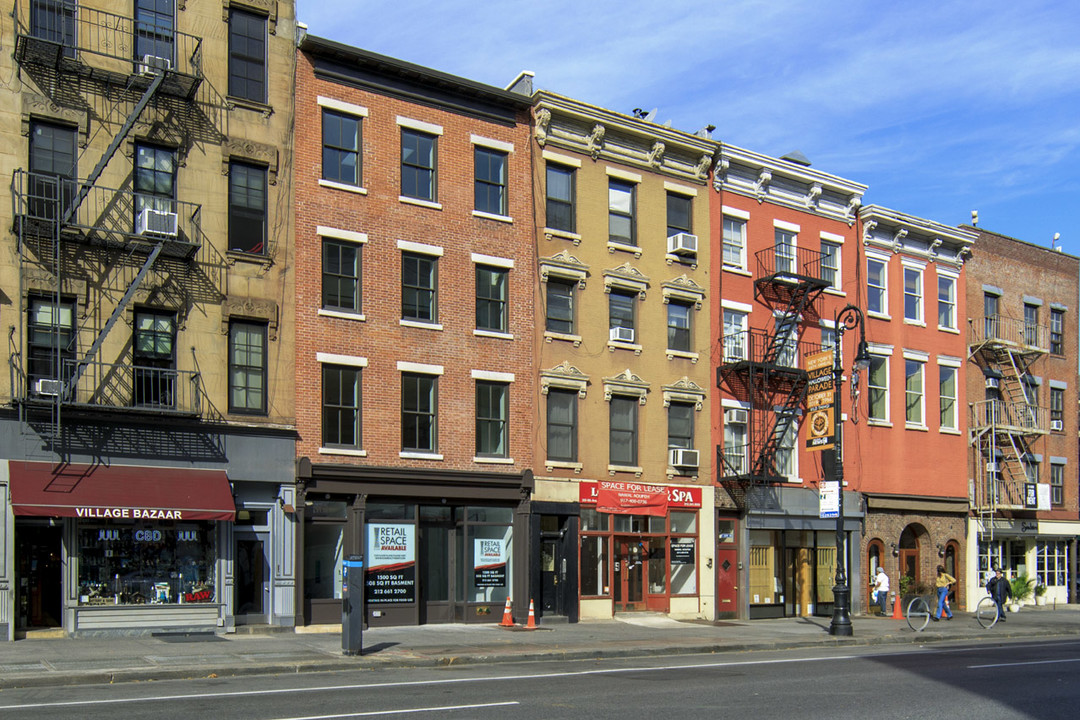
[525,598,538,630]
[891,592,903,620]
[499,597,514,627]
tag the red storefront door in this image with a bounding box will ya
[716,546,738,617]
[614,537,648,611]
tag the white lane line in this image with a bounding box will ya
[277,701,519,719]
[969,658,1080,669]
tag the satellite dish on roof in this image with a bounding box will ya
[781,150,811,166]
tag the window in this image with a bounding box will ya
[722,216,746,269]
[402,373,437,452]
[474,147,507,215]
[546,388,577,461]
[939,365,957,430]
[1050,464,1065,507]
[905,359,924,426]
[228,8,266,103]
[1050,309,1065,354]
[322,109,361,186]
[135,0,175,63]
[774,229,796,274]
[323,364,360,449]
[609,290,636,340]
[229,321,267,415]
[867,258,887,315]
[609,395,638,466]
[666,193,692,238]
[1023,456,1039,484]
[821,326,837,352]
[667,302,692,353]
[229,161,267,254]
[608,180,635,245]
[903,267,923,322]
[774,411,797,479]
[401,129,436,201]
[402,252,437,323]
[1036,540,1068,587]
[476,266,508,333]
[133,309,176,409]
[775,313,797,367]
[938,275,956,330]
[723,408,748,474]
[476,381,508,457]
[820,240,840,288]
[1024,303,1039,346]
[134,143,176,220]
[1051,387,1064,430]
[668,402,694,451]
[28,121,76,221]
[27,296,75,390]
[322,240,360,313]
[723,309,747,361]
[984,293,1000,339]
[31,0,75,57]
[545,164,575,232]
[545,279,574,334]
[868,355,888,422]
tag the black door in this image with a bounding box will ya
[15,521,63,629]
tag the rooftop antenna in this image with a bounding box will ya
[1052,232,1062,251]
[971,210,978,227]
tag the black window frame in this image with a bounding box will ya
[474,147,508,216]
[608,179,636,245]
[1050,308,1065,355]
[667,401,694,451]
[27,294,76,390]
[322,363,361,449]
[545,163,575,232]
[134,0,175,63]
[609,395,638,466]
[227,7,267,104]
[608,289,636,333]
[132,307,176,409]
[475,380,509,458]
[321,109,361,187]
[402,252,438,323]
[667,301,692,353]
[134,142,177,223]
[1050,387,1064,429]
[402,372,437,453]
[1050,463,1065,506]
[322,239,361,313]
[31,0,76,57]
[400,129,437,201]
[228,320,267,415]
[475,265,508,333]
[228,161,268,255]
[1024,303,1039,346]
[545,278,574,335]
[28,120,77,222]
[546,387,577,462]
[666,192,692,238]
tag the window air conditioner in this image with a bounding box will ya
[136,208,178,237]
[985,461,999,473]
[985,377,1000,390]
[34,378,63,396]
[138,54,172,76]
[669,448,700,468]
[609,326,635,343]
[726,408,748,424]
[667,232,698,256]
[1051,419,1064,431]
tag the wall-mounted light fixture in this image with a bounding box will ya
[891,543,899,557]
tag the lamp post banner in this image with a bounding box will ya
[805,349,835,452]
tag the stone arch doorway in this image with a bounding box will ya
[898,524,929,596]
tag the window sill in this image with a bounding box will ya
[667,349,699,363]
[472,210,513,223]
[544,228,581,244]
[665,253,697,269]
[319,179,367,195]
[867,312,891,322]
[226,96,273,116]
[544,331,582,347]
[474,329,514,340]
[319,308,365,322]
[399,196,442,210]
[226,249,271,265]
[474,456,515,465]
[545,460,582,473]
[400,451,444,460]
[903,318,926,327]
[319,447,367,457]
[937,325,960,334]
[400,319,443,331]
[824,288,846,297]
[868,419,893,428]
[722,265,751,277]
[905,423,929,432]
[939,427,961,435]
[608,464,643,477]
[607,241,642,257]
[607,340,642,355]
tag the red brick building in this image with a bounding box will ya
[293,36,535,627]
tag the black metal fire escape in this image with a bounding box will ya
[717,245,830,510]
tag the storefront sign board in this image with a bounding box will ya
[365,523,415,604]
[473,538,507,588]
[579,481,702,517]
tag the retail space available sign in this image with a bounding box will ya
[819,480,840,519]
[805,349,835,452]
[365,523,415,604]
[473,538,508,588]
[580,481,702,517]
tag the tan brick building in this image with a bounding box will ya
[293,36,535,627]
[0,1,298,638]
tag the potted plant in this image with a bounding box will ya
[1035,582,1048,606]
[1009,572,1036,611]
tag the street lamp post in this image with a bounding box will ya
[828,304,871,637]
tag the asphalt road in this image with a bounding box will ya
[0,638,1077,719]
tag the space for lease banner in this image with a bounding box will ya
[579,481,702,516]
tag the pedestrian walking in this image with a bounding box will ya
[986,566,1012,621]
[872,567,890,616]
[932,565,955,620]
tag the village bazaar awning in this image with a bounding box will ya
[8,462,235,521]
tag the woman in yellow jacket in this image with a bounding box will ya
[932,565,955,620]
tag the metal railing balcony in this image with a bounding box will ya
[754,245,831,286]
[14,0,202,98]
[969,399,1049,436]
[969,315,1049,354]
[23,359,201,416]
[12,170,202,258]
[720,328,828,372]
[719,444,750,478]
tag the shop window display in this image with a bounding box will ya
[77,521,216,605]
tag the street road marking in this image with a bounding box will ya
[277,701,519,719]
[969,658,1080,669]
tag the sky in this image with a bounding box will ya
[296,0,1080,255]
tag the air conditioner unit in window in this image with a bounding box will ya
[136,208,178,237]
[609,326,635,343]
[669,448,700,468]
[985,377,1000,390]
[985,461,999,473]
[34,378,63,396]
[725,408,748,424]
[138,54,172,76]
[1051,419,1064,431]
[667,232,698,256]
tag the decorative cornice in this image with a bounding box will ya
[221,296,279,341]
[661,275,706,309]
[602,369,650,404]
[22,94,89,147]
[662,377,707,410]
[603,263,650,298]
[539,250,590,287]
[222,136,280,185]
[860,205,977,268]
[540,361,590,397]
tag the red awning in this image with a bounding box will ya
[8,462,235,522]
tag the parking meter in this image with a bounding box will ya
[342,554,364,656]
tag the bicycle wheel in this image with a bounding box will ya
[906,596,930,632]
[976,596,1000,629]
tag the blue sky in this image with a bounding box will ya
[297,0,1080,255]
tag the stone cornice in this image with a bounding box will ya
[860,205,976,267]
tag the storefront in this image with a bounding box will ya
[974,518,1079,606]
[6,461,235,634]
[576,480,708,619]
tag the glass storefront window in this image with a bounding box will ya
[304,522,344,599]
[670,538,696,594]
[580,508,609,532]
[467,507,513,524]
[748,530,780,605]
[367,503,414,520]
[581,535,609,596]
[613,514,647,533]
[467,524,512,602]
[671,511,696,533]
[77,520,215,605]
[647,516,666,533]
[648,541,667,593]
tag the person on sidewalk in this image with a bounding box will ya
[987,566,1012,622]
[872,567,890,616]
[932,565,955,621]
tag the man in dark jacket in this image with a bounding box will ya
[986,567,1012,621]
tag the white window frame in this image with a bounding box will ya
[903,350,928,428]
[820,231,844,291]
[867,344,892,425]
[867,252,890,319]
[773,406,800,482]
[937,269,958,332]
[722,301,751,362]
[902,260,925,325]
[722,400,750,475]
[937,357,960,432]
[722,206,749,271]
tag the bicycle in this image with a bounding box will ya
[905,593,934,631]
[976,596,1002,629]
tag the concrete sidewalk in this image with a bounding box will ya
[2,605,1079,689]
